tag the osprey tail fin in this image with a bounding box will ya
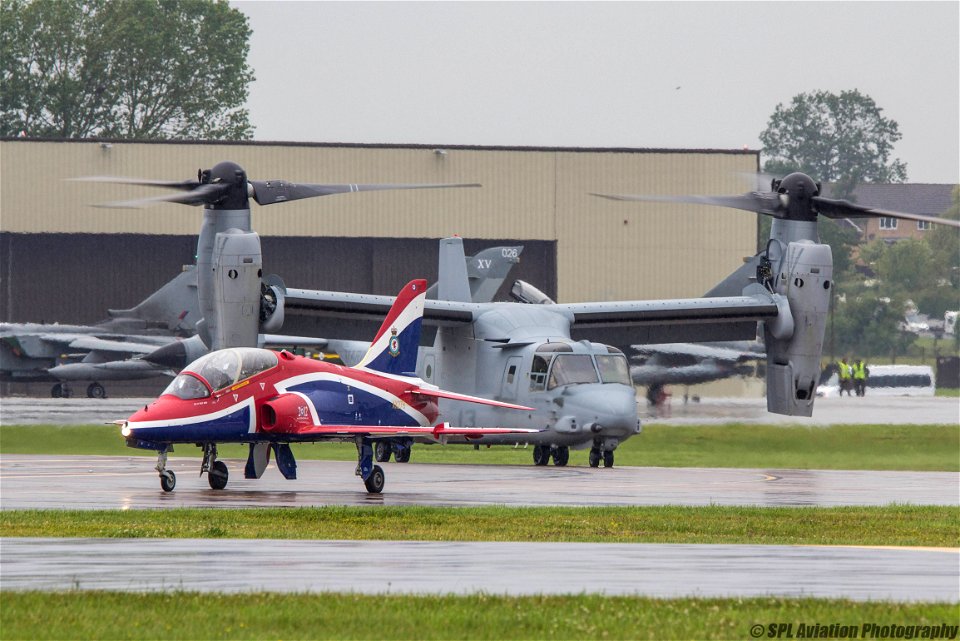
[354,279,427,376]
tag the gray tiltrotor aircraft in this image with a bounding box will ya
[285,173,951,467]
[85,169,941,469]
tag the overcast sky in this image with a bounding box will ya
[234,1,959,184]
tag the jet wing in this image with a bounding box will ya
[63,336,169,355]
[630,342,765,363]
[405,385,534,411]
[266,422,539,441]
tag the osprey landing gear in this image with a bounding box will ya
[589,439,617,468]
[356,438,385,493]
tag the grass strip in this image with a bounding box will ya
[2,423,958,471]
[2,592,957,640]
[2,505,957,547]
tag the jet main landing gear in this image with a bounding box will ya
[201,443,229,490]
[356,438,385,493]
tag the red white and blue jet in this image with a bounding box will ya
[119,279,535,493]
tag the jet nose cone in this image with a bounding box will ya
[144,341,187,369]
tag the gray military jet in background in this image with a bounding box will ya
[1,267,199,397]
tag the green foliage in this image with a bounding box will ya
[1,0,253,139]
[760,89,907,199]
[832,293,915,359]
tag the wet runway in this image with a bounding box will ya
[2,394,958,426]
[2,537,956,601]
[3,396,957,602]
[2,455,957,509]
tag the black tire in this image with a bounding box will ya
[364,465,385,493]
[395,447,411,463]
[87,382,106,399]
[208,460,229,490]
[588,448,601,468]
[603,450,615,468]
[374,441,391,463]
[51,384,63,398]
[532,445,551,466]
[160,470,176,492]
[552,446,569,467]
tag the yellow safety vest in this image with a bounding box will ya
[853,362,867,380]
[837,362,852,380]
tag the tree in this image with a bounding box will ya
[1,0,253,140]
[759,89,906,199]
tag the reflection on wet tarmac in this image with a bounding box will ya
[1,455,957,509]
[2,537,957,601]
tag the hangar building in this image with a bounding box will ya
[1,138,759,330]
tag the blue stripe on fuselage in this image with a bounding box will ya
[287,379,420,426]
[128,404,252,444]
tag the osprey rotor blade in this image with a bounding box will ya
[813,196,960,229]
[71,175,201,191]
[92,183,231,209]
[249,180,481,205]
[591,191,781,215]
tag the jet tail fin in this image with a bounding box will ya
[436,237,472,302]
[354,279,427,375]
[426,242,524,303]
[108,265,199,333]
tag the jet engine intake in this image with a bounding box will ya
[260,393,313,433]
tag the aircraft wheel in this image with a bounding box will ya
[87,382,106,399]
[160,470,177,492]
[208,460,229,490]
[364,465,385,494]
[51,384,63,398]
[395,446,411,463]
[603,450,615,468]
[374,441,391,463]
[532,445,551,466]
[552,446,569,467]
[588,448,601,468]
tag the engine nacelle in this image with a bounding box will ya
[211,229,262,349]
[259,274,286,333]
[260,393,313,433]
[763,240,833,416]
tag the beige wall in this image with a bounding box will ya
[1,139,758,302]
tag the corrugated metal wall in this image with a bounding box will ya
[0,233,556,325]
[1,138,757,317]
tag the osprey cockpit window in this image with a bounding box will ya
[596,354,631,385]
[529,343,573,391]
[548,354,600,390]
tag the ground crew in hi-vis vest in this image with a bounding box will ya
[837,358,853,396]
[852,359,868,397]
